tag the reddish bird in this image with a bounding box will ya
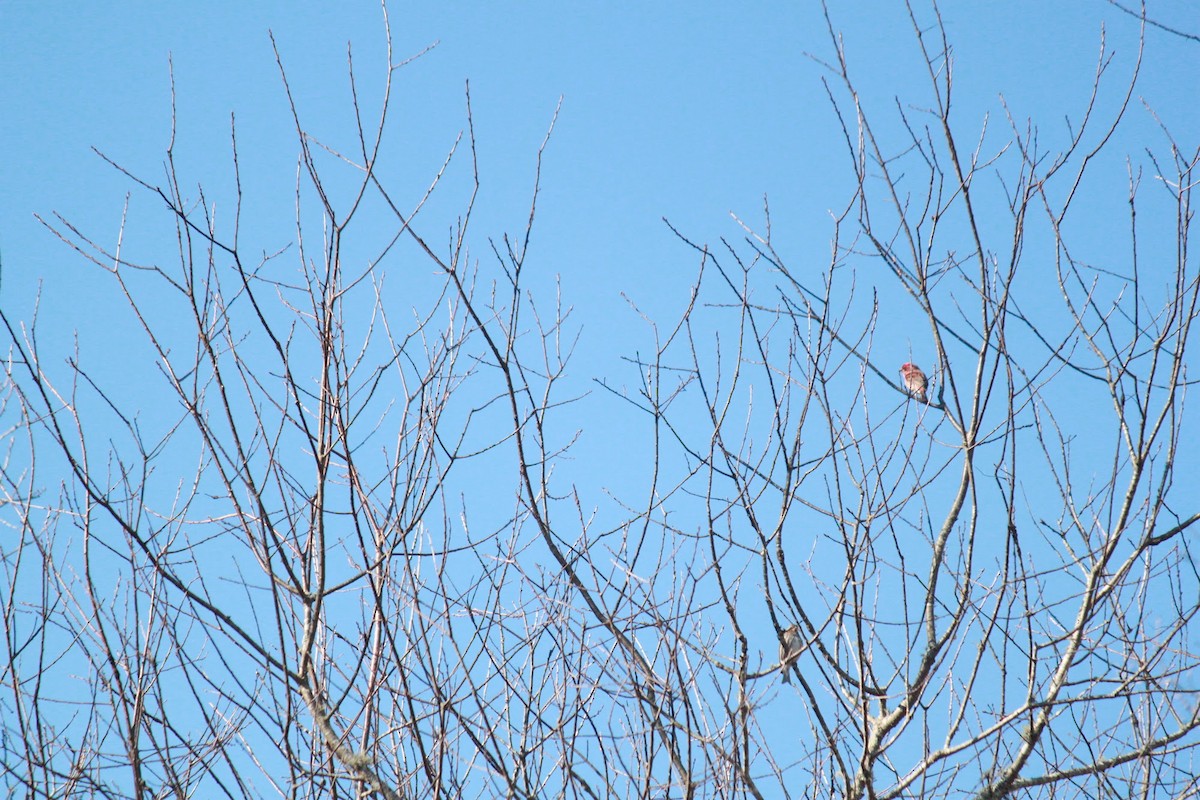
[899,362,928,402]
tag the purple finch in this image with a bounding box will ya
[899,362,928,402]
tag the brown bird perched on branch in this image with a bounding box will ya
[899,362,928,402]
[779,624,802,684]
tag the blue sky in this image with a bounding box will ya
[5,1,1192,483]
[3,2,1199,794]
[3,2,1193,341]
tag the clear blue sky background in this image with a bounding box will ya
[3,0,1195,531]
[4,0,1195,485]
[2,3,1198,790]
[5,2,1195,346]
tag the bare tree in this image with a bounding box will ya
[3,2,1198,798]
